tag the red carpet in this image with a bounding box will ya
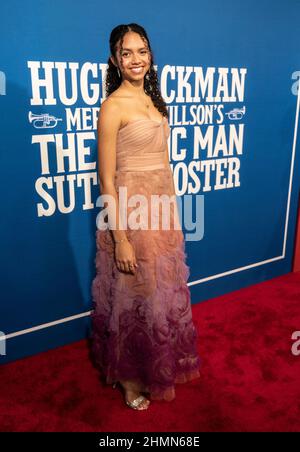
[1,272,300,432]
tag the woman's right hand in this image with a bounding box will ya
[114,239,138,274]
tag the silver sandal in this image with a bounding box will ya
[125,394,150,410]
[112,381,150,410]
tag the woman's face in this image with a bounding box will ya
[112,31,151,81]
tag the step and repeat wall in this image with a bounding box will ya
[1,0,300,363]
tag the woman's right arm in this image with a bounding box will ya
[97,98,138,273]
[97,98,127,242]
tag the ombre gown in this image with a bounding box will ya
[90,116,201,401]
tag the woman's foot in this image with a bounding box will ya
[118,379,150,410]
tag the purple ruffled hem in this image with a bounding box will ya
[90,228,201,401]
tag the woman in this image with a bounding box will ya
[91,23,201,410]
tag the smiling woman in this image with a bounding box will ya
[90,23,201,411]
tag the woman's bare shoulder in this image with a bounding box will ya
[100,94,121,117]
[101,90,134,125]
[108,86,133,98]
[101,90,129,112]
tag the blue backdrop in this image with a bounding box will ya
[1,0,300,364]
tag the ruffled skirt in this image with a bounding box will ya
[90,168,201,401]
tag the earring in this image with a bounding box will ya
[117,67,121,78]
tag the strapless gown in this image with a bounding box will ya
[90,116,201,401]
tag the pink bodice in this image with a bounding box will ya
[116,117,170,172]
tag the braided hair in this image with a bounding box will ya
[105,23,168,119]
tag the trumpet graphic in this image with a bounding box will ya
[225,106,246,120]
[28,111,63,129]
